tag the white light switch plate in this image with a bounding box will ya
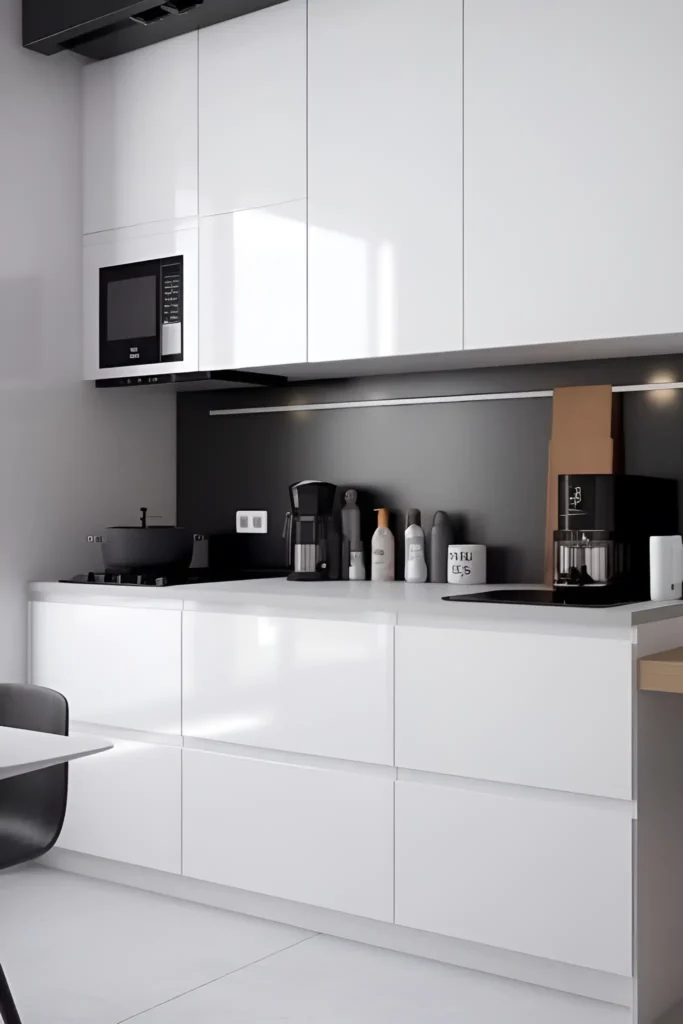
[236,510,268,534]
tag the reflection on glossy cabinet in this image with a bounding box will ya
[464,0,683,349]
[30,602,182,735]
[308,0,462,361]
[199,202,307,370]
[395,626,633,799]
[182,749,394,920]
[58,741,181,874]
[83,33,198,235]
[395,781,632,975]
[182,610,393,763]
[199,0,306,217]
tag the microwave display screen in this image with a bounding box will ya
[106,276,157,342]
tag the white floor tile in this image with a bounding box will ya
[128,933,631,1024]
[0,866,311,1024]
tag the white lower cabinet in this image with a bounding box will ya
[395,781,632,976]
[31,601,182,735]
[58,741,181,874]
[182,749,394,921]
[182,611,394,764]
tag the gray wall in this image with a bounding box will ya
[0,1,176,681]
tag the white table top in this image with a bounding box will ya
[0,726,112,780]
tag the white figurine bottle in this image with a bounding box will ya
[371,508,395,582]
[404,508,428,583]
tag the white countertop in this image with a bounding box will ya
[29,578,683,636]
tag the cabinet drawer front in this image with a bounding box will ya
[183,612,393,764]
[396,627,632,798]
[31,602,182,735]
[182,749,394,921]
[58,741,181,874]
[395,782,632,975]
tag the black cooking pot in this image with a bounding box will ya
[101,507,194,574]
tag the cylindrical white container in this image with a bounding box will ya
[650,535,683,601]
[447,544,487,585]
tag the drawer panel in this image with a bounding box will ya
[395,780,633,975]
[31,601,182,735]
[396,626,633,798]
[182,749,394,921]
[183,611,393,764]
[58,740,181,874]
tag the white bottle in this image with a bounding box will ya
[404,508,428,583]
[371,508,395,582]
[650,535,683,601]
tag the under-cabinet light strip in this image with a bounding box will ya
[209,380,683,417]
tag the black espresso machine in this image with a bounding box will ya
[444,474,679,608]
[283,480,341,581]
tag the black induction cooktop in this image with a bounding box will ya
[442,589,638,609]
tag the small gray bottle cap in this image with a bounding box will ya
[433,511,449,526]
[406,508,421,527]
[344,489,358,505]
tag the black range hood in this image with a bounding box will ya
[24,0,287,60]
[95,369,288,390]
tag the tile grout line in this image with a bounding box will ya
[115,933,319,1024]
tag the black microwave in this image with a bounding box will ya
[99,256,184,369]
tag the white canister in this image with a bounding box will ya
[650,535,683,601]
[447,544,487,585]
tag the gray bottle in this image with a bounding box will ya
[341,489,364,580]
[429,511,452,583]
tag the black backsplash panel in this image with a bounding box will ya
[177,353,683,583]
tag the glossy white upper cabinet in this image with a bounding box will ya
[83,220,199,380]
[83,33,198,235]
[199,0,306,217]
[199,201,307,369]
[308,0,462,361]
[464,0,683,349]
[182,610,394,764]
[31,601,182,735]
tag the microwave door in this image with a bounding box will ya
[99,257,183,369]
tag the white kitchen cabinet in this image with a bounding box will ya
[58,740,181,874]
[83,220,199,380]
[395,626,633,800]
[395,781,632,975]
[83,33,198,235]
[199,201,307,370]
[308,0,462,361]
[182,610,393,764]
[30,601,182,735]
[199,0,306,217]
[182,749,394,921]
[464,0,683,349]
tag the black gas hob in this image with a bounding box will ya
[62,569,289,588]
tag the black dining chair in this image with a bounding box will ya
[0,683,69,1024]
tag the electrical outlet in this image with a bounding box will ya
[236,510,268,534]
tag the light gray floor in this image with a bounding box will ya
[0,866,627,1023]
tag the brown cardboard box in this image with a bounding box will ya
[544,386,619,584]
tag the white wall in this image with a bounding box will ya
[0,1,176,682]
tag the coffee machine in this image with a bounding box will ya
[284,480,340,581]
[554,474,678,603]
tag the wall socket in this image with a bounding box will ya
[236,510,268,534]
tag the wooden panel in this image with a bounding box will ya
[640,647,683,693]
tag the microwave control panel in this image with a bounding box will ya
[160,259,183,361]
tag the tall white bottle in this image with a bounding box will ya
[404,508,428,583]
[371,508,395,582]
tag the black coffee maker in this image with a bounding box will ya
[554,474,678,603]
[284,480,340,581]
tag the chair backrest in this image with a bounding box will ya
[0,683,69,870]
